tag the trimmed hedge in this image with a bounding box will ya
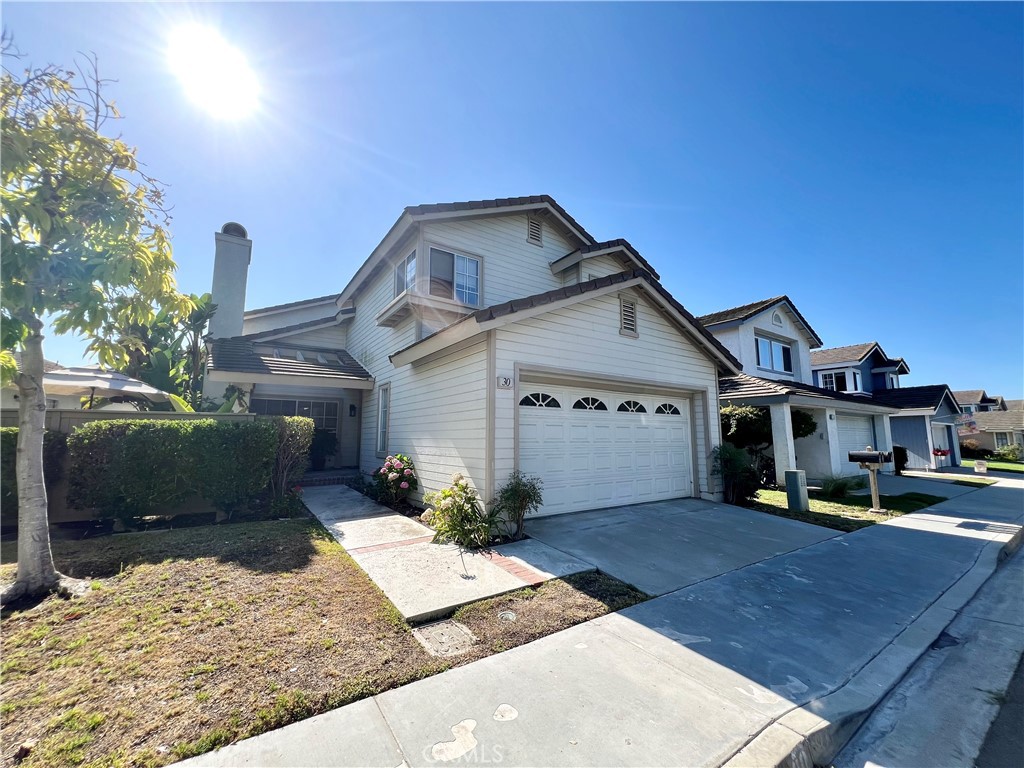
[1,427,68,524]
[67,417,312,520]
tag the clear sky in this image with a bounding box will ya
[5,2,1023,397]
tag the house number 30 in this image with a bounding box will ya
[496,377,513,389]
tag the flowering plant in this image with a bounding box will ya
[373,453,418,505]
[425,472,500,548]
[932,448,951,457]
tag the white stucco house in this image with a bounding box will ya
[202,196,741,515]
[698,296,898,484]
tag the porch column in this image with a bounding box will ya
[826,408,844,475]
[873,414,894,474]
[770,402,796,486]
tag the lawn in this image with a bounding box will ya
[1,520,645,767]
[952,476,998,487]
[961,459,1024,475]
[753,489,948,532]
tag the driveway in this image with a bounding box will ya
[527,497,837,595]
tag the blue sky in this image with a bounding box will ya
[6,2,1023,397]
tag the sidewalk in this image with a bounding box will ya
[179,479,1023,768]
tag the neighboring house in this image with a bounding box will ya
[699,297,897,484]
[1006,400,1024,412]
[810,342,962,471]
[0,355,80,410]
[960,410,1024,453]
[952,389,1007,414]
[203,196,741,515]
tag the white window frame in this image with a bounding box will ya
[852,371,861,392]
[756,335,794,375]
[428,246,482,307]
[376,383,390,457]
[888,374,900,389]
[394,250,416,297]
[995,432,1010,449]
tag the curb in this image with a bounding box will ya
[723,525,1024,768]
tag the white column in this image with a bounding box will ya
[826,408,843,475]
[770,402,796,486]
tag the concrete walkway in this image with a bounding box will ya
[302,485,593,622]
[180,479,1023,768]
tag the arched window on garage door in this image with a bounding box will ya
[573,397,608,411]
[617,400,647,413]
[655,403,681,415]
[519,393,561,408]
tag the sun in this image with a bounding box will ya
[168,24,260,119]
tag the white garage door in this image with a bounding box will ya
[518,386,693,516]
[837,415,875,472]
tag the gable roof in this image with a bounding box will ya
[872,384,958,412]
[207,339,370,383]
[971,410,1024,431]
[1006,399,1024,412]
[697,295,823,348]
[232,310,354,343]
[810,342,882,367]
[719,372,896,409]
[390,269,741,373]
[951,389,1005,408]
[404,195,597,245]
[244,294,338,317]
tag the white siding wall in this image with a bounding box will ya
[242,302,338,335]
[275,324,349,349]
[493,290,722,500]
[724,307,814,384]
[422,215,574,307]
[579,254,628,280]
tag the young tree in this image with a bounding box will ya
[1,45,191,603]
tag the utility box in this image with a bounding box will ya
[785,470,809,513]
[975,460,989,474]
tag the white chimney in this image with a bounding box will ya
[208,222,252,339]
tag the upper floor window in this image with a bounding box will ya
[821,371,861,392]
[395,250,416,297]
[756,336,793,374]
[961,404,976,414]
[429,247,480,306]
[888,374,900,389]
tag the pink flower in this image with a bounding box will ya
[400,481,409,490]
[386,455,395,462]
[380,468,388,475]
[394,461,404,470]
[384,462,392,470]
[404,469,412,476]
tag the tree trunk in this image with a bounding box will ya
[1,322,86,605]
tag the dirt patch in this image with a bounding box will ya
[1,523,643,767]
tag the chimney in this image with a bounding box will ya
[208,222,252,339]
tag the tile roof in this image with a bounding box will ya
[244,294,338,316]
[208,339,370,382]
[404,195,597,245]
[579,239,660,280]
[951,389,986,405]
[1005,400,1024,412]
[810,342,879,367]
[234,315,342,341]
[697,295,823,347]
[971,410,1024,431]
[471,269,741,371]
[13,352,62,373]
[871,385,955,411]
[719,373,892,407]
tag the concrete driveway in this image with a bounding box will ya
[527,498,838,595]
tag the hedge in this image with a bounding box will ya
[1,427,68,524]
[66,417,313,520]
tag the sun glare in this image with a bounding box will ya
[168,24,260,119]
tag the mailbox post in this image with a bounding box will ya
[848,447,894,513]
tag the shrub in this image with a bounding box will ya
[193,420,278,516]
[426,473,499,548]
[270,417,314,499]
[820,474,867,499]
[0,428,68,526]
[491,471,543,541]
[373,454,419,506]
[995,444,1022,462]
[959,439,993,460]
[893,444,909,475]
[711,443,759,507]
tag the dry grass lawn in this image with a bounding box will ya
[1,520,644,767]
[753,489,948,532]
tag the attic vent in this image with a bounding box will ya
[295,350,305,362]
[527,217,543,246]
[620,298,638,336]
[772,311,783,326]
[316,353,328,364]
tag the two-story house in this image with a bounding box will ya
[952,389,1007,414]
[952,390,1022,453]
[699,297,897,485]
[810,343,962,470]
[202,196,741,516]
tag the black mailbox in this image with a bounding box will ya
[848,450,893,465]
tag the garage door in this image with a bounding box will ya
[837,415,875,472]
[518,386,693,516]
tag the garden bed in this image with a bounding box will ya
[1,519,643,767]
[752,489,947,532]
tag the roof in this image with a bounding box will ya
[697,295,823,347]
[579,239,660,280]
[1006,400,1024,412]
[971,410,1024,431]
[244,294,338,316]
[404,195,596,245]
[810,342,881,367]
[207,339,370,382]
[951,389,986,405]
[12,352,62,373]
[234,314,345,342]
[392,269,742,373]
[719,372,895,408]
[871,385,956,411]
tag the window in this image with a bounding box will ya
[394,250,416,296]
[889,374,900,389]
[620,298,638,336]
[573,397,608,411]
[251,399,339,432]
[756,336,793,374]
[617,400,646,413]
[429,247,480,306]
[527,217,543,246]
[852,371,861,392]
[995,432,1010,449]
[376,384,390,454]
[820,371,848,392]
[519,393,560,407]
[655,403,681,415]
[772,311,783,327]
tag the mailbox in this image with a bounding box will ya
[848,450,893,465]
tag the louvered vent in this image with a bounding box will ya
[527,217,543,246]
[620,298,638,335]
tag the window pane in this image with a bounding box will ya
[835,373,848,391]
[311,401,325,419]
[377,386,390,452]
[325,402,338,417]
[251,399,268,414]
[297,401,313,418]
[822,373,834,390]
[429,248,455,298]
[757,338,771,368]
[780,344,793,373]
[454,255,480,305]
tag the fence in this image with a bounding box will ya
[0,408,258,434]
